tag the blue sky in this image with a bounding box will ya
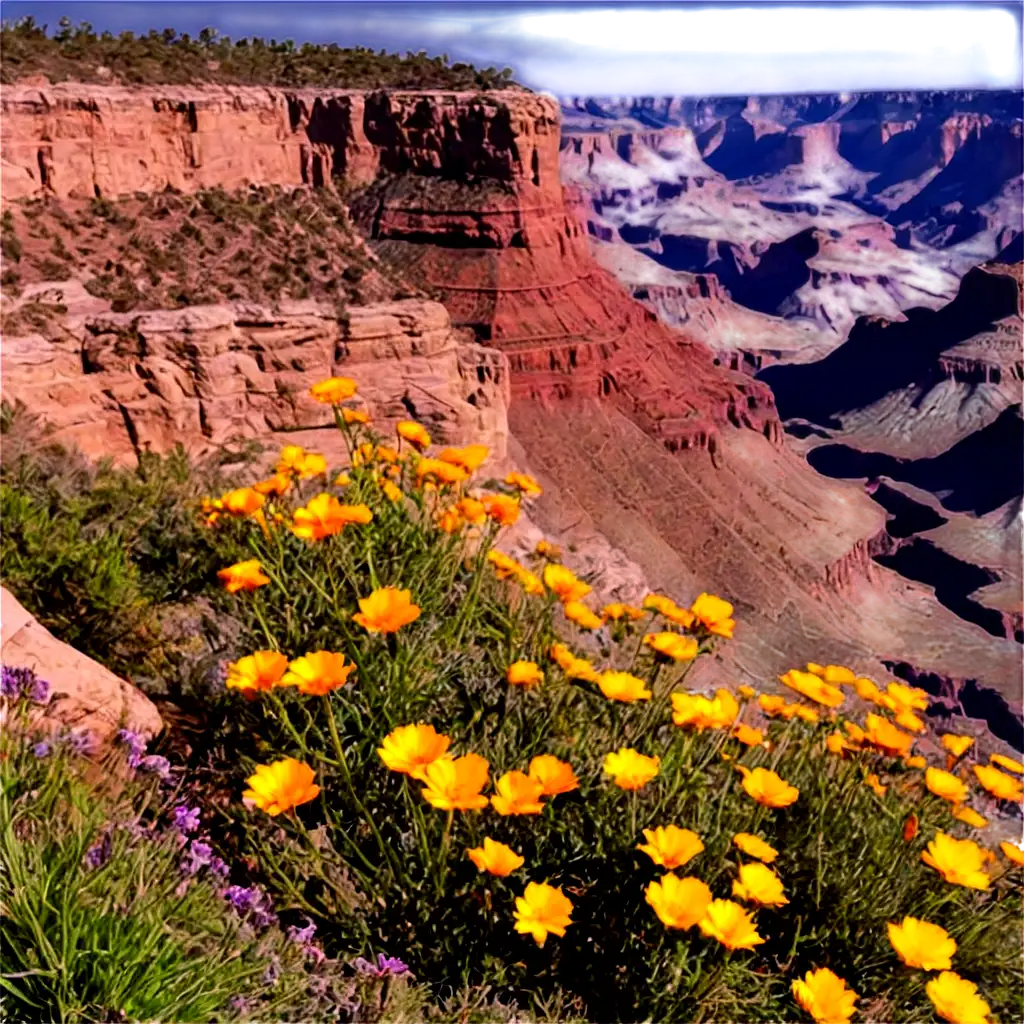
[4,2,1022,95]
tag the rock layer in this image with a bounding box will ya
[1,298,508,463]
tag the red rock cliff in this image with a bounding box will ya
[1,83,779,452]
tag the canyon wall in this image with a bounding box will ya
[1,298,508,464]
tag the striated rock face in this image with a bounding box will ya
[1,587,162,747]
[1,83,779,453]
[1,298,509,464]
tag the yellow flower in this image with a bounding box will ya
[739,767,799,808]
[309,376,357,404]
[698,899,765,950]
[886,681,929,712]
[926,972,991,1024]
[453,497,486,525]
[564,601,605,631]
[292,494,373,541]
[353,587,421,634]
[864,713,914,758]
[396,420,431,450]
[513,882,573,947]
[926,767,969,804]
[528,755,579,796]
[604,748,660,790]
[758,693,788,717]
[637,826,704,870]
[253,473,292,496]
[296,452,327,479]
[535,539,561,559]
[854,676,884,702]
[602,602,645,621]
[737,685,757,700]
[844,721,866,745]
[334,472,351,487]
[732,861,788,907]
[643,594,676,616]
[281,652,356,696]
[779,669,844,709]
[482,493,520,526]
[378,724,451,779]
[543,564,591,603]
[217,559,271,594]
[487,550,522,579]
[973,764,1023,802]
[733,833,778,863]
[243,758,320,815]
[507,661,544,689]
[505,471,543,496]
[940,734,974,759]
[905,755,927,769]
[826,732,851,756]
[791,704,820,724]
[689,593,735,639]
[342,408,369,425]
[644,632,699,661]
[467,838,524,877]
[220,487,266,517]
[421,753,490,811]
[226,651,288,693]
[732,724,765,747]
[812,664,857,686]
[276,445,308,475]
[416,456,468,486]
[672,690,739,730]
[991,752,1024,774]
[378,478,403,503]
[437,507,463,533]
[999,840,1024,866]
[792,968,859,1024]
[597,671,652,703]
[865,772,887,797]
[645,874,712,930]
[921,831,991,890]
[491,771,546,815]
[887,917,956,970]
[514,567,545,596]
[438,444,490,473]
[951,804,988,829]
[895,709,926,733]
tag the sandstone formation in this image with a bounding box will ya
[1,298,508,464]
[1,586,163,745]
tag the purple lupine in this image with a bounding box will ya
[353,954,410,978]
[65,730,94,756]
[225,885,259,913]
[180,840,214,876]
[172,804,201,833]
[208,855,230,879]
[84,833,112,870]
[117,728,147,768]
[287,918,317,945]
[32,740,51,758]
[138,755,172,781]
[1,665,52,704]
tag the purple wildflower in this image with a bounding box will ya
[29,675,51,704]
[228,996,248,1015]
[262,956,281,986]
[84,833,112,870]
[116,728,147,768]
[65,730,94,756]
[224,883,276,926]
[138,755,172,781]
[208,855,230,879]
[353,953,410,978]
[172,804,201,833]
[32,740,51,758]
[0,665,33,698]
[180,840,214,876]
[287,917,317,945]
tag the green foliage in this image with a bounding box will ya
[0,705,341,1023]
[1,17,519,90]
[0,403,246,686]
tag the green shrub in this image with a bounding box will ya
[0,687,345,1023]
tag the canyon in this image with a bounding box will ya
[0,82,1020,749]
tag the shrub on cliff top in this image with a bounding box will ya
[0,17,519,90]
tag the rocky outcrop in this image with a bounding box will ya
[1,298,509,463]
[1,586,162,746]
